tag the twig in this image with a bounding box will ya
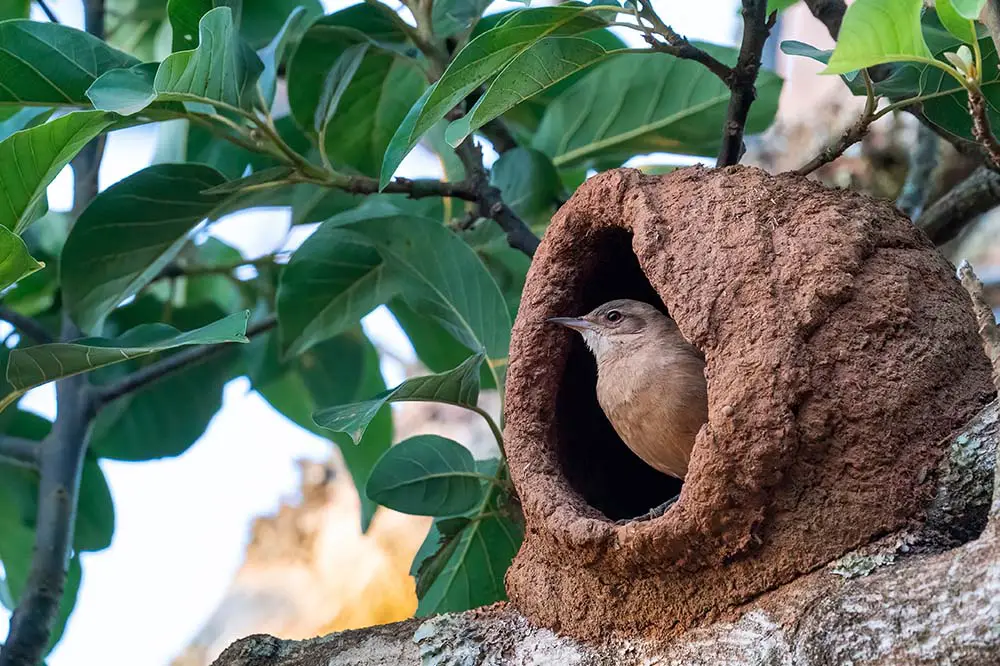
[896,123,940,219]
[633,1,733,85]
[454,140,540,257]
[0,437,40,471]
[0,308,54,344]
[796,72,877,175]
[34,0,59,22]
[968,86,1000,168]
[803,0,846,37]
[717,0,775,167]
[94,315,277,408]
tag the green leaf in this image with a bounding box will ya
[821,0,933,74]
[380,84,435,189]
[167,0,241,51]
[411,515,469,597]
[445,36,615,146]
[345,216,512,384]
[937,0,978,43]
[314,42,370,137]
[489,147,561,224]
[61,163,229,336]
[415,483,522,615]
[767,0,799,12]
[0,0,29,20]
[432,0,494,37]
[366,434,486,516]
[532,48,782,167]
[952,0,987,19]
[0,111,117,234]
[3,311,250,406]
[314,353,485,443]
[154,7,264,111]
[76,457,115,552]
[0,107,54,143]
[86,62,160,115]
[0,226,44,292]
[277,223,402,357]
[241,0,323,49]
[0,20,139,106]
[257,5,313,110]
[382,5,610,181]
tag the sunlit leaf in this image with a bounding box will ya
[0,226,44,292]
[822,0,933,74]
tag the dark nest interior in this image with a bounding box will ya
[554,228,687,521]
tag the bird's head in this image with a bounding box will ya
[547,298,672,361]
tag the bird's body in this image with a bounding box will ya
[549,299,708,483]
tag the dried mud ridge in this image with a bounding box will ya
[502,165,995,640]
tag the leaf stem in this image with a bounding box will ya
[0,437,40,471]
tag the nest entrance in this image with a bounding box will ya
[554,228,684,521]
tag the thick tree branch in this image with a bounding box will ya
[896,123,940,219]
[803,0,846,38]
[0,437,40,471]
[94,315,277,409]
[916,166,1000,245]
[717,1,775,167]
[0,308,54,345]
[958,262,1000,395]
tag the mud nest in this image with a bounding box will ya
[502,166,994,640]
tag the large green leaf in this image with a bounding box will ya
[345,216,511,384]
[0,20,139,106]
[277,224,402,357]
[288,4,425,178]
[488,147,561,225]
[3,311,250,408]
[314,353,485,443]
[951,0,987,19]
[0,111,116,233]
[61,163,229,336]
[936,0,978,43]
[241,0,323,49]
[415,479,522,615]
[532,48,782,167]
[167,0,241,51]
[822,0,933,74]
[381,5,611,182]
[0,226,44,292]
[366,434,486,516]
[445,36,616,146]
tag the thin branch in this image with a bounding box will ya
[917,166,1000,244]
[896,123,940,219]
[0,308,54,344]
[33,0,59,22]
[958,261,1000,396]
[717,0,775,167]
[94,315,277,408]
[797,73,877,175]
[633,1,734,85]
[0,437,40,471]
[455,140,540,257]
[802,0,846,38]
[968,85,1000,168]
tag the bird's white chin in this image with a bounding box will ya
[581,330,611,359]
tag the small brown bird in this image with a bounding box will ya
[549,299,708,520]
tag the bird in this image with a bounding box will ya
[548,299,709,523]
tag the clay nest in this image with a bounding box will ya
[502,166,995,640]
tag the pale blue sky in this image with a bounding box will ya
[0,2,737,663]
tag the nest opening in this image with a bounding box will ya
[554,228,685,521]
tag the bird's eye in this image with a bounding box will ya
[605,310,622,323]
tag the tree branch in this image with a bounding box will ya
[94,315,277,409]
[33,0,59,23]
[0,437,40,471]
[717,0,775,167]
[633,1,734,85]
[916,166,1000,245]
[968,85,1000,168]
[958,262,1000,396]
[803,0,846,38]
[896,123,940,219]
[797,73,877,175]
[454,140,540,257]
[0,308,54,345]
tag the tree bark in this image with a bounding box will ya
[210,402,1000,666]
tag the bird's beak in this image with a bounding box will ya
[546,316,595,332]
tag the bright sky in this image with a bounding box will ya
[0,2,738,664]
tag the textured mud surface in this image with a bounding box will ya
[502,165,994,640]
